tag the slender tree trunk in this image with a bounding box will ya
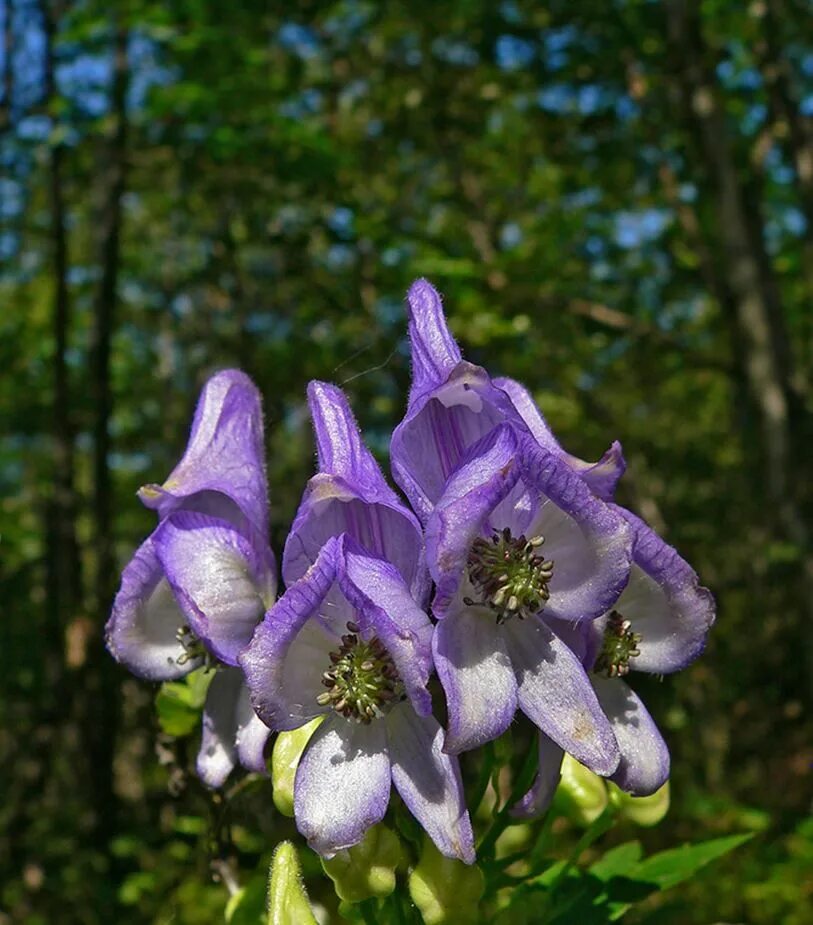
[83,20,129,844]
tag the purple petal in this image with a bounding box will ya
[241,537,342,731]
[153,511,275,667]
[425,423,523,615]
[386,703,475,863]
[592,677,670,796]
[405,279,462,404]
[138,370,269,538]
[511,732,564,820]
[503,616,620,776]
[105,536,201,681]
[432,607,517,754]
[601,508,716,673]
[284,382,428,603]
[391,363,519,524]
[235,677,272,774]
[496,377,626,501]
[295,714,391,857]
[339,538,434,716]
[519,435,632,622]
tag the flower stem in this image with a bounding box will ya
[477,738,538,859]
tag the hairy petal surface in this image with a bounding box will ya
[105,537,200,681]
[138,370,269,538]
[295,715,391,857]
[433,607,517,754]
[387,703,475,863]
[592,676,670,796]
[154,511,275,666]
[504,617,620,776]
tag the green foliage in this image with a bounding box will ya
[156,669,213,737]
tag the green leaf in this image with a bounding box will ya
[589,841,643,882]
[155,668,213,737]
[630,832,754,891]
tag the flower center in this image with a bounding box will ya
[466,527,554,624]
[594,611,642,678]
[174,624,208,667]
[316,621,403,723]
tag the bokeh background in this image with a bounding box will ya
[2,1,812,922]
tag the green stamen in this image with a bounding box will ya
[317,622,403,723]
[466,527,554,624]
[594,610,642,678]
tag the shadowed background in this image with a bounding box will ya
[1,0,812,922]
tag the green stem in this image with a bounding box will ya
[547,807,615,893]
[478,739,538,859]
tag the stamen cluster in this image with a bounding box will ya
[594,610,642,678]
[173,624,207,667]
[316,621,403,723]
[466,527,554,624]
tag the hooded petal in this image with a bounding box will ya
[511,732,564,820]
[519,435,632,623]
[339,537,434,716]
[138,370,269,538]
[153,511,276,667]
[404,279,462,402]
[241,537,342,731]
[592,508,715,674]
[196,666,269,788]
[503,617,620,776]
[432,607,517,754]
[386,703,475,863]
[105,536,201,681]
[295,714,391,857]
[495,377,626,501]
[283,382,427,602]
[592,677,670,796]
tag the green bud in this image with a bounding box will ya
[408,838,484,925]
[609,780,670,826]
[322,823,403,902]
[267,841,318,925]
[554,754,608,826]
[271,717,323,817]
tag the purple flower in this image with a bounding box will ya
[425,422,632,774]
[283,381,428,603]
[391,279,624,523]
[105,370,276,787]
[241,534,475,863]
[515,509,715,815]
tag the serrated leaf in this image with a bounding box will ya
[629,832,754,890]
[589,841,643,882]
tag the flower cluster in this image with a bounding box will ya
[106,279,715,863]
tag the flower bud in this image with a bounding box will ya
[408,838,484,925]
[554,754,608,825]
[267,841,317,925]
[322,823,403,902]
[270,717,323,817]
[609,780,670,826]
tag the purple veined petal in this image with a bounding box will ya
[592,676,670,796]
[519,436,632,623]
[284,381,429,603]
[511,732,565,820]
[596,507,715,674]
[338,537,434,716]
[503,616,620,776]
[241,537,343,731]
[197,667,244,789]
[153,511,276,667]
[432,606,517,754]
[391,363,520,525]
[294,713,391,857]
[425,423,523,615]
[405,279,462,405]
[386,702,475,864]
[105,536,202,681]
[495,377,626,501]
[138,369,269,539]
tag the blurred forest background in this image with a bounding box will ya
[1,0,812,922]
